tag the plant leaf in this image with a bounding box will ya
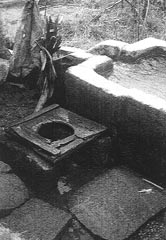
[40,50,47,71]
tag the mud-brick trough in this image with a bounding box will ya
[58,37,166,183]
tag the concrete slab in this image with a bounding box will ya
[0,173,29,218]
[0,198,71,240]
[69,167,166,240]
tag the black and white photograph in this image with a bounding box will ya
[0,0,166,239]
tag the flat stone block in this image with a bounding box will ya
[0,198,71,240]
[0,173,29,217]
[69,167,166,240]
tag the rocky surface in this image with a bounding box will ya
[0,198,71,240]
[0,172,29,218]
[127,208,166,240]
[69,167,166,240]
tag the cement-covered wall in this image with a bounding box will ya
[63,38,166,181]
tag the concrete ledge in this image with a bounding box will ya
[88,39,128,60]
[54,48,93,67]
[65,65,166,133]
[78,55,113,78]
[88,37,166,62]
[121,37,166,61]
[58,46,85,56]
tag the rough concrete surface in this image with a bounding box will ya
[69,167,166,240]
[0,173,29,218]
[65,37,166,180]
[0,198,71,240]
[88,37,166,61]
[110,57,166,100]
[79,55,113,78]
[127,208,166,240]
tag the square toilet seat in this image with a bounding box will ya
[8,104,107,164]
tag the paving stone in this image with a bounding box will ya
[0,173,29,218]
[69,167,166,240]
[0,161,11,173]
[0,198,71,240]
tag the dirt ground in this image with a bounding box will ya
[0,83,38,134]
[0,0,98,135]
[110,57,166,101]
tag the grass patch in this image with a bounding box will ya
[50,0,166,49]
[1,0,166,49]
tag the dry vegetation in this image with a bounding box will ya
[1,0,166,49]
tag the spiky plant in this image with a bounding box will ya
[35,16,62,112]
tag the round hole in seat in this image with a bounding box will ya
[38,121,74,142]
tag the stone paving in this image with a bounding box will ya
[69,167,166,240]
[0,198,71,240]
[0,161,29,219]
[0,159,166,240]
